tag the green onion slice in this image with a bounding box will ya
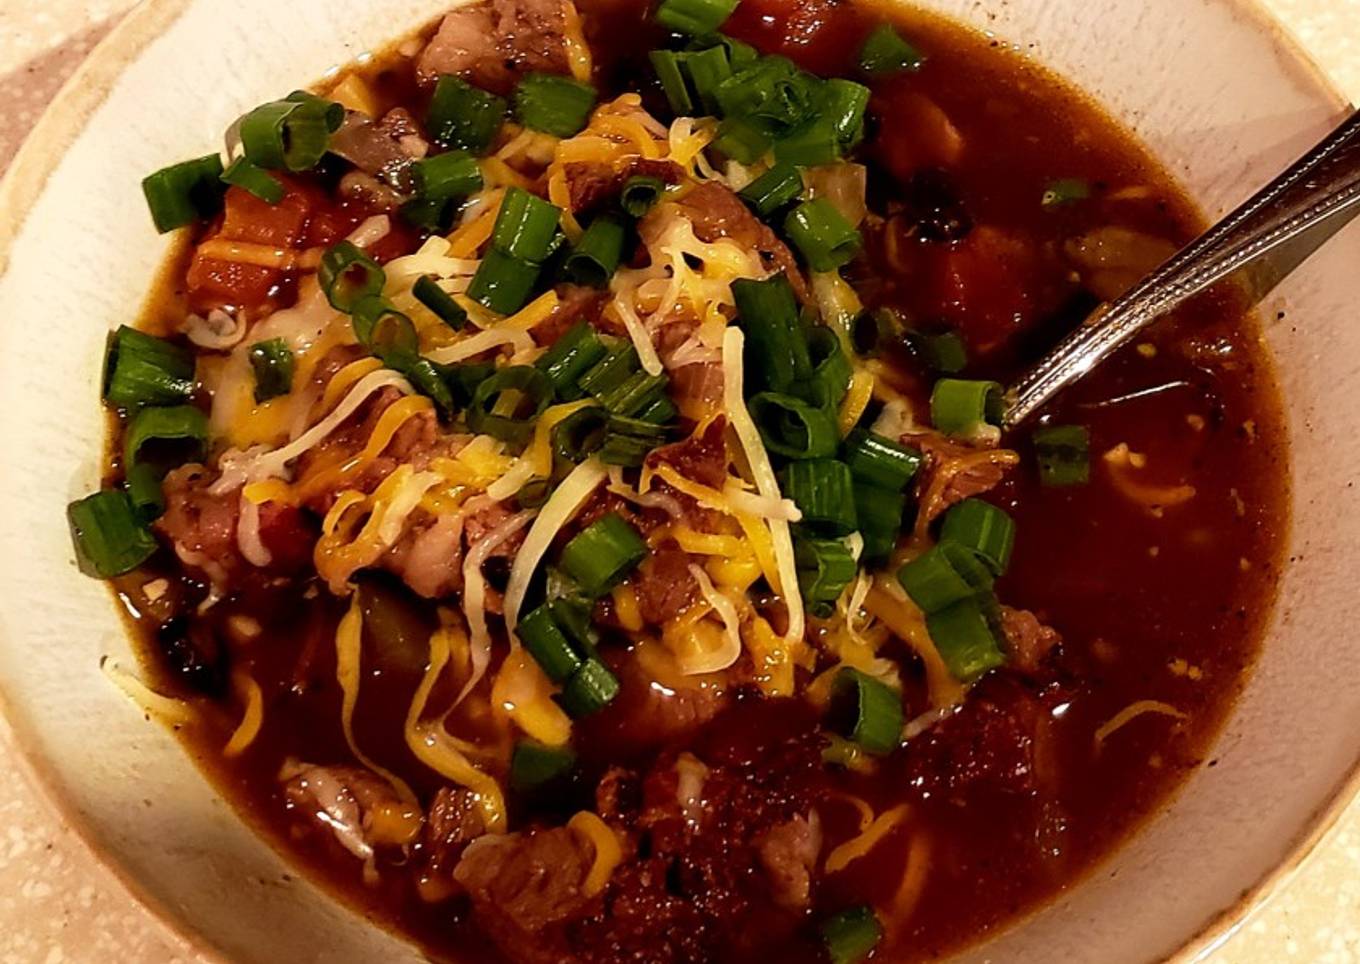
[467,249,541,314]
[712,116,772,164]
[551,406,610,463]
[103,326,196,409]
[510,740,577,792]
[220,156,283,205]
[597,371,667,419]
[821,905,884,964]
[412,149,484,203]
[466,365,555,446]
[802,326,853,409]
[927,596,1007,682]
[68,490,158,578]
[565,213,627,288]
[680,44,733,115]
[785,197,862,272]
[518,604,586,684]
[930,377,1003,437]
[748,392,839,460]
[738,162,803,217]
[620,175,666,217]
[650,50,695,116]
[795,537,856,606]
[830,668,903,756]
[319,241,385,313]
[779,459,857,536]
[238,92,342,172]
[896,540,994,614]
[1033,423,1090,487]
[248,338,296,402]
[555,657,621,718]
[124,463,166,522]
[141,154,225,233]
[908,328,968,374]
[1042,177,1092,208]
[853,483,907,564]
[351,297,418,363]
[731,274,811,393]
[940,498,1015,576]
[428,75,508,154]
[823,78,871,148]
[655,0,740,36]
[123,404,209,471]
[842,428,922,491]
[559,513,647,597]
[492,186,563,263]
[535,322,609,400]
[578,343,641,400]
[858,23,925,74]
[413,275,468,329]
[514,73,598,138]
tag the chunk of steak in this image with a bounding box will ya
[997,605,1062,676]
[281,762,419,860]
[757,813,822,909]
[910,433,1020,534]
[417,0,570,95]
[666,182,809,301]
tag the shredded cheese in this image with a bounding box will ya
[682,565,744,674]
[459,507,538,707]
[503,459,607,639]
[425,326,536,364]
[569,811,623,896]
[864,577,964,709]
[1093,700,1187,748]
[839,369,875,435]
[99,656,195,727]
[824,804,911,873]
[492,648,573,745]
[722,327,804,643]
[223,669,265,757]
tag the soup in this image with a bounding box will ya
[67,0,1287,960]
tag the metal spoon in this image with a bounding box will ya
[1003,108,1360,427]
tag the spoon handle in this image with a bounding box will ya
[1003,107,1360,428]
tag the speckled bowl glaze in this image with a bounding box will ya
[0,0,1356,961]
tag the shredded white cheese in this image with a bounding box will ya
[458,506,538,707]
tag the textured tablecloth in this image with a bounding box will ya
[1,0,1358,960]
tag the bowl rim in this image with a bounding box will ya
[0,0,1352,961]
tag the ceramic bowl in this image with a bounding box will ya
[0,0,1357,961]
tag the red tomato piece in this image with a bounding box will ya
[916,226,1045,356]
[722,0,868,76]
[871,85,965,184]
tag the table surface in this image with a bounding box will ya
[1,0,1359,961]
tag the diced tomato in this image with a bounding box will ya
[722,0,870,76]
[871,85,965,183]
[256,501,318,574]
[915,226,1047,356]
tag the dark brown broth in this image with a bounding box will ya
[114,2,1287,961]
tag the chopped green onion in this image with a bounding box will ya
[124,463,165,522]
[940,498,1015,576]
[548,597,600,657]
[141,154,225,233]
[102,326,195,409]
[551,406,610,463]
[556,657,621,718]
[400,195,457,233]
[688,32,758,67]
[247,339,295,403]
[795,538,856,607]
[440,361,496,407]
[467,249,541,314]
[67,490,158,578]
[597,415,669,467]
[535,322,609,399]
[620,175,667,217]
[830,668,903,755]
[731,274,811,393]
[712,117,772,164]
[238,93,342,172]
[650,50,695,115]
[510,740,577,791]
[927,597,1006,682]
[909,328,968,373]
[896,540,994,614]
[412,149,483,203]
[220,157,283,204]
[514,73,597,138]
[635,395,677,425]
[842,429,922,491]
[1042,177,1091,208]
[930,378,1003,437]
[578,344,641,400]
[319,241,385,313]
[1033,424,1090,487]
[559,513,647,597]
[350,297,418,363]
[655,0,740,36]
[715,57,816,134]
[413,275,467,329]
[492,187,563,263]
[821,905,884,964]
[772,116,842,167]
[748,392,838,460]
[823,79,871,148]
[738,162,802,217]
[565,213,627,288]
[515,477,555,510]
[123,404,208,471]
[401,357,458,419]
[518,604,586,683]
[779,459,857,536]
[466,365,555,445]
[598,371,667,418]
[854,483,906,563]
[858,23,924,74]
[802,326,852,409]
[680,45,733,114]
[428,75,508,154]
[850,307,902,359]
[785,198,861,272]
